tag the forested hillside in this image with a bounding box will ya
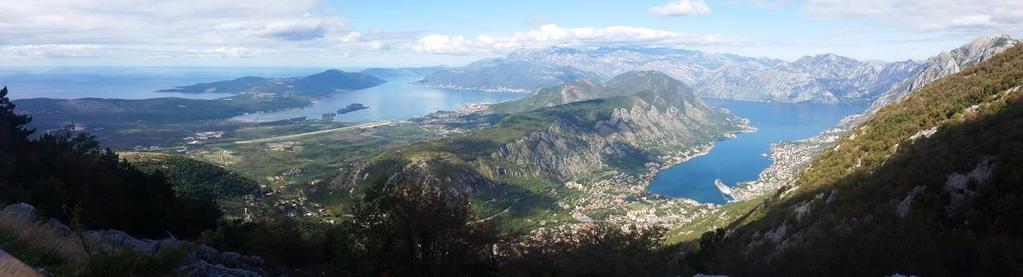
[121,152,263,218]
[0,87,221,239]
[694,43,1023,276]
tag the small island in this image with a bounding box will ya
[337,103,368,115]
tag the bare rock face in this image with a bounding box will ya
[84,229,267,276]
[0,203,266,277]
[491,100,725,180]
[869,35,1019,110]
[1,203,36,221]
[178,246,266,277]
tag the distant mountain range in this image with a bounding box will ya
[358,66,448,80]
[412,59,602,93]
[414,36,1018,104]
[158,69,385,97]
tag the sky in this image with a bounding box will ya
[3,0,1023,67]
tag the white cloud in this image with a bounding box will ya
[650,0,711,17]
[413,35,475,55]
[0,44,271,60]
[0,44,103,59]
[184,47,264,59]
[411,24,742,55]
[803,0,1023,32]
[0,0,393,61]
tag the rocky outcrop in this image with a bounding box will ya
[1,203,266,277]
[2,203,36,221]
[84,229,265,276]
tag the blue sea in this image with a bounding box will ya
[646,99,867,204]
[231,76,526,122]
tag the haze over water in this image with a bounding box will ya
[232,76,527,122]
[1,67,323,100]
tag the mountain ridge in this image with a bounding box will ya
[158,69,385,97]
[416,46,930,103]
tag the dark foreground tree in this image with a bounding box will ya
[348,184,498,276]
[0,87,220,239]
[501,222,669,276]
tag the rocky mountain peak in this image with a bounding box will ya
[950,34,1018,66]
[868,35,1018,110]
[793,53,857,65]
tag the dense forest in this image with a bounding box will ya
[0,86,221,239]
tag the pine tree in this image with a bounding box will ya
[0,86,34,153]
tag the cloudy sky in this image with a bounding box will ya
[4,0,1022,67]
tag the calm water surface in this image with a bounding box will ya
[231,77,527,122]
[646,99,867,204]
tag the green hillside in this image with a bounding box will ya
[121,152,263,218]
[694,44,1023,276]
[322,71,744,231]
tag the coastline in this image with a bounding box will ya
[637,119,757,205]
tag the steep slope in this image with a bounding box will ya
[159,69,385,97]
[121,152,263,218]
[321,72,745,229]
[414,59,601,93]
[699,43,1023,276]
[417,47,922,103]
[728,35,1019,202]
